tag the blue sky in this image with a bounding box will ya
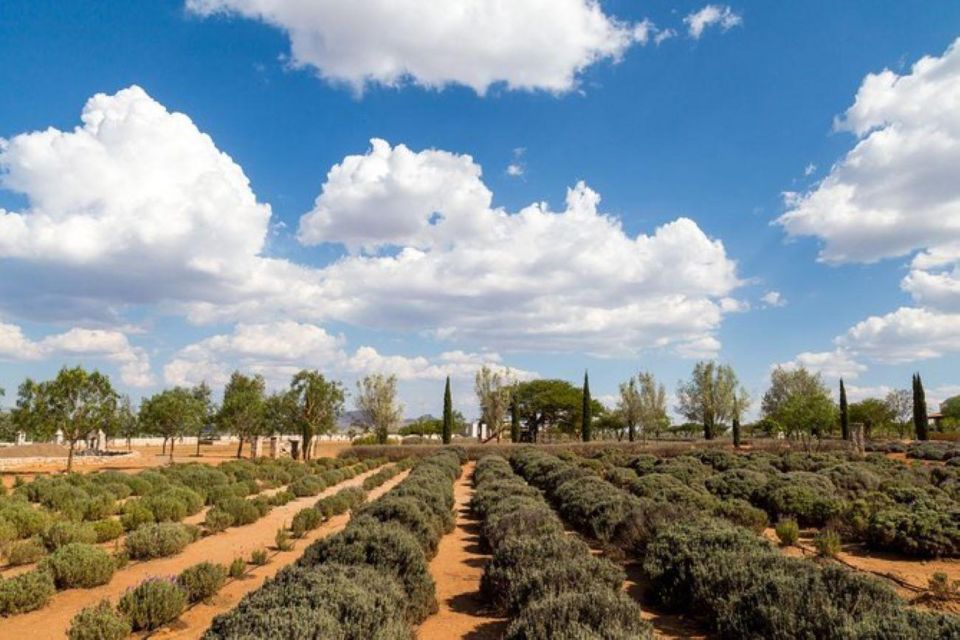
[1,1,959,418]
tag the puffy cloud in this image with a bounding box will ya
[163,321,533,388]
[0,85,272,320]
[761,291,786,308]
[0,91,743,358]
[295,139,742,356]
[0,321,152,386]
[775,349,866,380]
[777,39,960,311]
[186,0,653,94]
[684,5,742,39]
[837,307,960,363]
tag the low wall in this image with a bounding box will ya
[0,450,140,470]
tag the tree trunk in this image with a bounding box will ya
[169,437,175,462]
[236,435,244,459]
[628,423,636,442]
[126,437,132,451]
[67,440,76,472]
[196,429,202,457]
[161,437,167,455]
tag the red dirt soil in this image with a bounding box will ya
[0,465,401,639]
[417,461,509,640]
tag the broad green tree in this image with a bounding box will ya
[218,372,267,458]
[849,398,895,438]
[356,374,401,445]
[677,362,743,440]
[442,376,453,444]
[140,386,206,461]
[474,366,513,442]
[762,366,836,447]
[941,395,960,421]
[290,370,345,459]
[638,372,669,441]
[14,367,117,471]
[513,379,583,442]
[113,395,140,450]
[192,381,215,456]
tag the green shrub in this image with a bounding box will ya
[761,472,844,527]
[301,518,437,622]
[482,532,624,615]
[4,537,46,565]
[290,475,326,497]
[228,556,245,578]
[275,528,292,551]
[41,543,116,589]
[504,589,653,640]
[203,563,409,639]
[866,505,960,557]
[141,493,187,523]
[119,577,186,631]
[704,468,770,502]
[120,502,154,532]
[250,548,268,565]
[0,569,56,615]
[203,507,233,533]
[355,495,443,556]
[814,528,842,558]
[714,499,769,534]
[178,562,227,604]
[775,517,800,546]
[125,523,193,560]
[67,600,131,640]
[291,507,322,538]
[214,497,260,527]
[91,519,124,543]
[42,520,98,551]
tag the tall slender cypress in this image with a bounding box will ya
[510,399,520,443]
[914,373,929,441]
[732,393,741,448]
[839,378,849,441]
[581,371,592,442]
[442,376,453,445]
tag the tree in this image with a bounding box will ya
[356,374,401,445]
[400,416,442,437]
[839,379,850,441]
[676,362,742,440]
[510,398,521,443]
[218,372,267,458]
[113,395,140,450]
[637,372,669,441]
[290,370,345,459]
[732,394,743,448]
[913,373,929,441]
[140,386,205,462]
[513,379,583,442]
[14,367,117,471]
[617,378,642,442]
[442,376,453,445]
[191,381,215,457]
[762,366,836,446]
[849,398,895,438]
[884,389,912,438]
[474,366,513,442]
[941,395,960,421]
[581,371,592,442]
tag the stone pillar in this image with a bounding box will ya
[269,435,279,459]
[851,423,866,459]
[250,436,262,459]
[55,429,64,445]
[16,431,26,446]
[290,439,300,461]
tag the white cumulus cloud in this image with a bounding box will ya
[186,0,653,94]
[0,321,152,386]
[837,307,960,364]
[684,5,742,39]
[775,349,866,381]
[294,139,742,356]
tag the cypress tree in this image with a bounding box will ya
[839,378,849,441]
[442,376,453,445]
[731,393,741,448]
[510,399,520,443]
[914,373,929,441]
[581,371,592,442]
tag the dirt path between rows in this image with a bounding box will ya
[417,462,508,640]
[0,466,397,639]
[621,561,708,640]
